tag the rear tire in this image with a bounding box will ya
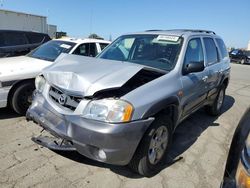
[206,84,226,116]
[240,58,246,64]
[11,81,35,115]
[129,114,173,177]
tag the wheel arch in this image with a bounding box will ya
[219,74,229,89]
[142,96,180,132]
[222,77,229,88]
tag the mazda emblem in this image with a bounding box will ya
[58,94,67,105]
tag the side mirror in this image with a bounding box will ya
[183,61,205,75]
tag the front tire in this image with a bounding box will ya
[129,115,173,177]
[11,81,35,115]
[206,84,226,116]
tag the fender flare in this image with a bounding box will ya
[142,96,180,128]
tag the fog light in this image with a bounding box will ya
[98,149,107,160]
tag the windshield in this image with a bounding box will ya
[27,40,76,61]
[98,34,183,71]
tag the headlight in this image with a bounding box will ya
[35,75,46,93]
[82,99,133,123]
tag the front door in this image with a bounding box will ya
[181,38,207,117]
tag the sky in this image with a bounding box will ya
[1,0,250,48]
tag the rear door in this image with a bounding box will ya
[181,37,207,116]
[202,37,222,97]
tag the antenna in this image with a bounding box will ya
[89,8,93,36]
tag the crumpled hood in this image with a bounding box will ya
[0,56,52,81]
[43,54,145,96]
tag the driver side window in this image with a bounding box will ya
[184,38,204,66]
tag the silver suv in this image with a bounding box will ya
[27,30,230,176]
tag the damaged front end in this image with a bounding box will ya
[26,92,154,165]
[31,135,75,151]
[26,55,164,165]
[89,68,165,99]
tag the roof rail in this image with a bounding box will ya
[167,29,216,35]
[145,29,163,32]
[185,29,216,35]
[145,29,216,35]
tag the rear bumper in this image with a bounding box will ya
[0,87,10,108]
[26,93,154,165]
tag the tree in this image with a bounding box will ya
[88,33,104,40]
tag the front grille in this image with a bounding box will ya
[49,86,83,111]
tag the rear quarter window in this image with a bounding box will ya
[26,33,45,44]
[216,38,228,59]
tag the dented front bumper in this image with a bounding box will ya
[26,93,154,165]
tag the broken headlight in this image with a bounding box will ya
[35,75,46,93]
[82,99,133,123]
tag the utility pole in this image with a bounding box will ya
[109,34,112,41]
[47,8,50,34]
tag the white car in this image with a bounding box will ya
[0,38,110,114]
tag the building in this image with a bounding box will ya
[247,40,250,51]
[0,9,57,38]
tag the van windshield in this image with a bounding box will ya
[98,34,183,71]
[27,40,76,61]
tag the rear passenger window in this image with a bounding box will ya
[3,32,28,46]
[203,38,219,64]
[216,38,228,59]
[184,38,204,66]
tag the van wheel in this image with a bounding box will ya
[11,81,35,115]
[206,84,226,116]
[129,115,172,177]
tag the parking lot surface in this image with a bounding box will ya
[0,63,250,188]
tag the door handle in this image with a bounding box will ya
[202,76,208,82]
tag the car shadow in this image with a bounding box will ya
[47,95,235,178]
[161,95,235,169]
[0,107,21,120]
